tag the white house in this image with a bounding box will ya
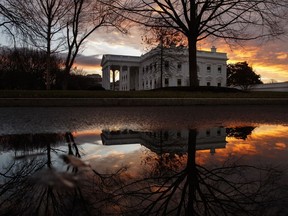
[101,46,228,91]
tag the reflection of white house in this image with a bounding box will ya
[101,127,227,155]
[101,46,228,91]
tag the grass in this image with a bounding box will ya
[0,87,288,98]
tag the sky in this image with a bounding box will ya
[0,24,287,84]
[74,26,288,84]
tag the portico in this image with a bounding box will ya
[101,55,140,91]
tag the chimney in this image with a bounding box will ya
[211,46,217,53]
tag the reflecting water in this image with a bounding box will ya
[0,107,288,215]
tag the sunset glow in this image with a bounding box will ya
[76,31,287,83]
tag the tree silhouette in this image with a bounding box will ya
[0,47,63,89]
[0,132,127,215]
[1,129,287,215]
[0,0,126,90]
[108,129,287,215]
[109,0,288,87]
[226,126,256,140]
[227,62,263,90]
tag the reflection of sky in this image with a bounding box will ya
[67,124,288,176]
[1,124,288,176]
[197,124,288,167]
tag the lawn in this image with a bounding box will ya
[0,87,288,98]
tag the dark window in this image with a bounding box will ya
[177,62,182,70]
[164,61,169,68]
[217,82,221,87]
[207,65,211,72]
[217,129,221,136]
[218,65,222,73]
[165,78,169,87]
[177,79,182,86]
[207,82,211,86]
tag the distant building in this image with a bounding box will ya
[101,46,228,91]
[251,82,288,92]
[86,74,102,86]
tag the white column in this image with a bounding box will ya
[127,66,131,91]
[102,65,110,90]
[119,66,123,91]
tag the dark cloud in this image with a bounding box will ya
[75,54,102,67]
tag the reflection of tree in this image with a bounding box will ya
[0,129,287,215]
[226,126,256,140]
[111,129,286,215]
[0,132,125,215]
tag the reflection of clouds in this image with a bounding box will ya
[275,142,287,150]
[82,144,150,177]
[198,125,288,166]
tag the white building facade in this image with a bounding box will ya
[101,46,228,91]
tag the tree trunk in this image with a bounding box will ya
[46,55,52,90]
[186,129,198,215]
[188,0,199,88]
[188,37,199,87]
[62,67,70,90]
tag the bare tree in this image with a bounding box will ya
[110,129,287,215]
[111,0,288,87]
[143,26,186,88]
[62,0,126,89]
[0,0,126,90]
[1,0,72,89]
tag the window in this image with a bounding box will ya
[165,78,169,87]
[177,132,182,138]
[207,65,211,73]
[164,131,169,141]
[177,62,182,70]
[207,82,211,86]
[217,82,221,87]
[150,80,152,88]
[164,61,169,69]
[218,65,222,73]
[206,129,211,136]
[217,129,221,136]
[177,79,182,86]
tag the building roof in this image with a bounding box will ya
[101,54,141,67]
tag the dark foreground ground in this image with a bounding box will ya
[0,87,287,106]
